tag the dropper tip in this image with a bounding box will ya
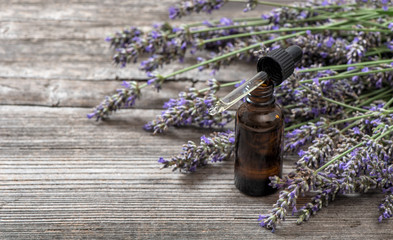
[208,106,219,115]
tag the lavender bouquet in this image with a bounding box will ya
[88,0,393,233]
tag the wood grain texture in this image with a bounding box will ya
[1,0,392,239]
[1,106,392,239]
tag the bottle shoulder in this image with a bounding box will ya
[236,101,284,131]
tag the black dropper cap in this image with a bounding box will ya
[256,45,303,86]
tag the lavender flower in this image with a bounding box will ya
[297,174,378,224]
[296,131,338,169]
[259,167,314,232]
[379,190,393,222]
[261,110,393,231]
[87,81,141,121]
[243,0,258,12]
[144,79,234,134]
[276,69,349,124]
[284,121,320,152]
[105,26,143,49]
[168,0,226,19]
[109,23,188,71]
[159,130,235,172]
[364,65,393,88]
[356,0,393,10]
[346,41,365,64]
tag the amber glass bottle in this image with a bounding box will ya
[234,79,284,196]
[228,45,301,196]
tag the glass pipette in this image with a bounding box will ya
[208,45,303,116]
[208,71,268,115]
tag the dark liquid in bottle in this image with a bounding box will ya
[234,81,284,196]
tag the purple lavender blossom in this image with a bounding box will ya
[87,81,141,121]
[110,23,188,71]
[144,79,234,134]
[169,6,180,19]
[234,79,246,88]
[388,22,393,30]
[168,0,225,19]
[243,0,258,12]
[159,131,235,172]
[260,167,314,231]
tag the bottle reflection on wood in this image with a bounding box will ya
[234,80,284,196]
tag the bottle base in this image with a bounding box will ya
[234,174,277,196]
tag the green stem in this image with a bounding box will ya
[335,68,360,76]
[229,0,318,12]
[184,8,374,40]
[283,104,298,109]
[342,14,389,29]
[321,96,368,112]
[203,25,392,44]
[298,59,393,73]
[286,16,328,23]
[365,48,392,57]
[350,88,393,113]
[188,5,381,40]
[358,87,390,100]
[315,142,365,174]
[340,121,361,133]
[286,10,373,24]
[375,126,393,141]
[139,83,148,89]
[185,17,268,28]
[299,68,393,84]
[255,0,327,14]
[329,113,376,126]
[346,88,393,114]
[338,106,393,133]
[383,96,393,109]
[162,31,306,80]
[302,82,368,112]
[190,20,269,35]
[284,119,320,132]
[313,4,357,10]
[300,81,368,112]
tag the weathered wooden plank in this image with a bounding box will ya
[0,1,284,40]
[0,0,253,24]
[0,0,295,27]
[0,0,281,108]
[0,106,393,239]
[0,39,112,63]
[0,61,256,81]
[0,78,242,108]
[2,0,392,239]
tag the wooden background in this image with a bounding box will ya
[1,0,392,239]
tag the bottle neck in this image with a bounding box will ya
[246,80,275,106]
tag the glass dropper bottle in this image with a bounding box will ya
[210,45,303,196]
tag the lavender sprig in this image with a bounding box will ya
[109,23,188,70]
[144,79,234,134]
[297,174,379,224]
[260,124,393,232]
[284,121,320,152]
[168,0,226,19]
[87,81,141,121]
[379,190,393,222]
[259,167,315,232]
[159,130,235,172]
